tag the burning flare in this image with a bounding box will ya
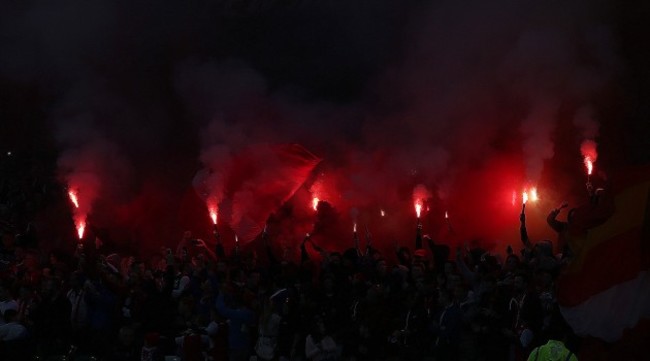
[312,197,320,211]
[76,219,86,240]
[445,211,449,219]
[521,186,540,205]
[68,190,80,208]
[412,184,431,219]
[584,157,594,176]
[414,200,423,218]
[353,222,357,233]
[380,209,385,217]
[68,188,86,239]
[209,207,218,225]
[580,139,598,176]
[206,197,219,225]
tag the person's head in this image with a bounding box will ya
[413,248,428,264]
[505,254,520,271]
[410,263,425,280]
[479,274,497,295]
[567,208,577,223]
[118,326,136,346]
[398,246,411,260]
[329,252,342,266]
[375,258,388,276]
[514,273,529,293]
[322,273,335,291]
[444,261,455,276]
[438,289,453,307]
[453,284,468,302]
[0,282,12,301]
[546,310,571,341]
[41,277,62,298]
[18,285,32,299]
[69,271,84,290]
[311,315,327,338]
[3,309,18,323]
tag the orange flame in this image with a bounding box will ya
[530,187,539,202]
[414,200,423,218]
[584,157,593,175]
[312,197,320,211]
[68,190,80,208]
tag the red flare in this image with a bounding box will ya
[312,197,320,211]
[68,190,80,208]
[76,219,86,240]
[206,198,218,225]
[522,191,529,205]
[580,140,597,176]
[585,157,594,175]
[380,209,385,217]
[530,187,539,202]
[209,209,218,225]
[414,200,423,218]
[445,211,449,219]
[353,222,357,233]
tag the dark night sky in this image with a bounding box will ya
[1,0,649,253]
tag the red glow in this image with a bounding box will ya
[209,209,218,225]
[522,191,529,205]
[312,197,320,211]
[68,190,80,208]
[512,191,517,206]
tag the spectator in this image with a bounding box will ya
[0,309,27,341]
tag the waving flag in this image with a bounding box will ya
[557,166,650,348]
[210,143,321,244]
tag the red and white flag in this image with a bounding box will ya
[557,166,650,356]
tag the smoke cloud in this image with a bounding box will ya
[0,0,629,255]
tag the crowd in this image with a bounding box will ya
[0,154,582,361]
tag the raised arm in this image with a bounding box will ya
[195,239,218,262]
[415,221,423,250]
[176,230,193,259]
[364,226,373,257]
[300,234,311,265]
[520,212,532,250]
[213,226,226,259]
[546,203,568,233]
